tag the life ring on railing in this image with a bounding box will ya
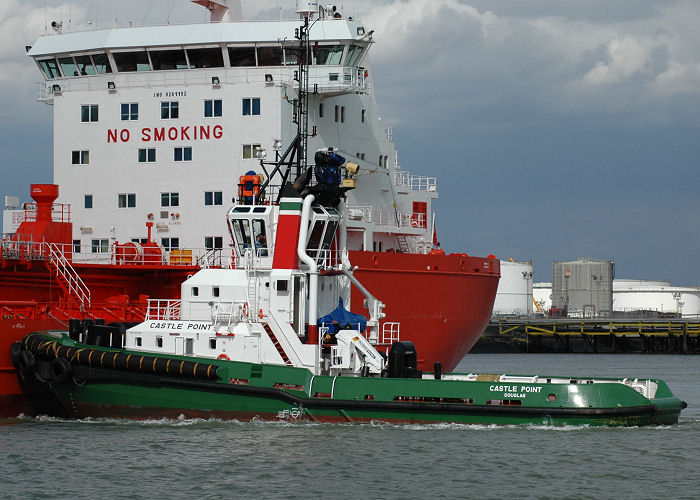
[242,302,249,317]
[217,353,231,361]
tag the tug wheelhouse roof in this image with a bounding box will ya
[28,19,368,57]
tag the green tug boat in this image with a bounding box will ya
[11,15,685,427]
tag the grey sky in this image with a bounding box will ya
[2,0,699,284]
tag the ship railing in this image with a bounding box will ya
[347,206,372,223]
[394,171,437,192]
[1,234,48,261]
[45,242,91,308]
[22,202,71,223]
[146,299,182,321]
[379,322,401,345]
[65,242,234,268]
[37,64,369,97]
[373,210,427,230]
[146,299,248,323]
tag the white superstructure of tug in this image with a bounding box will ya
[16,1,438,263]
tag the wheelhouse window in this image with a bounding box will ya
[313,45,344,65]
[37,58,61,79]
[242,98,260,116]
[242,144,261,159]
[204,99,222,117]
[187,47,224,68]
[92,53,112,74]
[121,103,138,120]
[58,56,78,77]
[283,46,300,66]
[228,47,256,66]
[138,148,156,163]
[257,47,283,66]
[161,101,179,119]
[174,147,192,162]
[230,218,252,254]
[72,150,89,165]
[204,191,223,206]
[161,192,179,207]
[113,51,151,72]
[346,44,365,66]
[81,104,98,122]
[74,55,97,75]
[118,193,136,208]
[149,49,188,70]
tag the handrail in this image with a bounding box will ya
[46,242,91,308]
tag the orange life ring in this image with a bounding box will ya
[217,353,230,361]
[242,302,249,317]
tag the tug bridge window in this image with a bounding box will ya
[228,208,270,257]
[306,207,340,261]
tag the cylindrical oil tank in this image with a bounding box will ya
[492,260,533,316]
[552,258,613,317]
[613,279,700,317]
[533,282,552,314]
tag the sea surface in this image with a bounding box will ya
[1,354,698,500]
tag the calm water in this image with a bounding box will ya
[2,354,698,500]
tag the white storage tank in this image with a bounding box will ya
[492,260,533,316]
[613,279,700,318]
[533,282,552,315]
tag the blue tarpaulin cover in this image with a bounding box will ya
[318,297,367,332]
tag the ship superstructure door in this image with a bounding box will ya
[306,206,340,267]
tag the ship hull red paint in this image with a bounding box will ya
[348,251,500,372]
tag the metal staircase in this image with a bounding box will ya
[45,242,92,312]
[262,323,292,366]
[396,235,410,253]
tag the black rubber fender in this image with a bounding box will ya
[19,350,36,376]
[10,342,22,371]
[49,357,73,384]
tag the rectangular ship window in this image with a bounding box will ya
[71,150,90,165]
[121,103,139,120]
[138,148,156,163]
[242,97,260,116]
[118,193,136,208]
[161,101,179,119]
[204,99,222,117]
[204,191,223,206]
[81,104,98,122]
[242,144,261,159]
[174,147,192,162]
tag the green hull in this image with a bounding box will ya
[16,332,686,426]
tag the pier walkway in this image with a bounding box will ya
[481,318,700,353]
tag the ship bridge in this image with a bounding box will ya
[28,18,373,102]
